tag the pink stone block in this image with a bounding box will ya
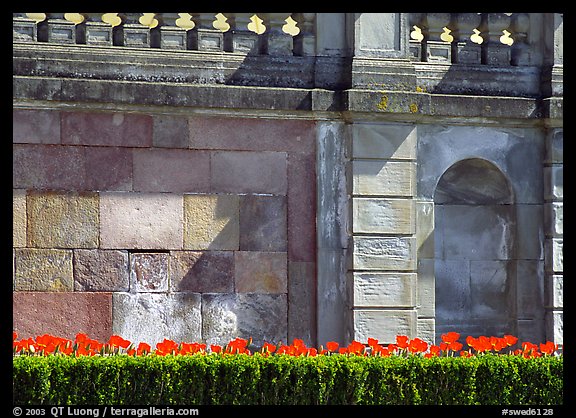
[133,149,210,193]
[62,111,152,147]
[235,251,287,293]
[189,116,316,153]
[99,192,183,250]
[13,291,113,342]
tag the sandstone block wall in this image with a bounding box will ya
[13,108,317,347]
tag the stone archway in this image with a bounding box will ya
[433,158,517,342]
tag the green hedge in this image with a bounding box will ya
[13,354,563,405]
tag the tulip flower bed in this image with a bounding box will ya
[13,332,563,405]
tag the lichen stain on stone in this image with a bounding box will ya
[377,95,388,111]
[409,103,418,113]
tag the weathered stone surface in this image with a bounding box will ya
[13,144,85,190]
[515,204,544,260]
[515,260,544,318]
[353,236,416,271]
[545,274,563,309]
[544,165,563,201]
[417,259,435,318]
[113,292,202,346]
[545,129,563,164]
[517,319,546,347]
[545,202,563,237]
[13,248,73,291]
[353,309,417,344]
[287,152,316,262]
[545,238,563,273]
[416,200,434,258]
[153,115,189,148]
[74,249,129,291]
[100,192,183,249]
[239,195,287,252]
[352,123,416,159]
[353,273,416,307]
[130,253,169,292]
[13,292,112,342]
[183,194,239,250]
[235,251,288,293]
[13,190,26,248]
[202,293,287,346]
[13,109,60,144]
[61,111,152,147]
[353,160,415,197]
[353,198,414,234]
[435,205,514,260]
[469,260,511,320]
[27,191,99,248]
[435,259,471,321]
[288,262,316,346]
[188,116,315,153]
[84,147,133,191]
[545,311,563,345]
[133,149,210,193]
[211,151,287,195]
[170,251,234,293]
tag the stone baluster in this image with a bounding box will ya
[193,13,225,52]
[43,13,78,44]
[13,13,46,42]
[451,13,483,64]
[262,13,294,55]
[479,13,512,65]
[118,13,151,47]
[292,13,315,56]
[424,13,453,62]
[231,13,262,54]
[510,13,532,66]
[408,13,425,61]
[81,13,118,46]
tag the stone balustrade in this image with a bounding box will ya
[409,13,540,66]
[12,13,315,56]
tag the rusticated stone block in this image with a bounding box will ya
[153,115,189,148]
[170,251,234,293]
[545,201,563,237]
[130,253,169,292]
[288,152,316,262]
[13,292,112,342]
[14,248,73,291]
[353,160,415,197]
[545,274,563,309]
[545,311,563,345]
[84,147,133,191]
[545,238,563,273]
[288,262,316,346]
[235,251,287,293]
[353,198,414,234]
[353,236,416,271]
[13,190,26,248]
[13,144,85,190]
[74,249,129,291]
[27,191,99,248]
[100,192,183,250]
[352,123,416,160]
[188,116,315,153]
[353,273,417,308]
[133,149,210,193]
[202,293,288,347]
[61,111,152,147]
[13,109,60,144]
[240,195,287,252]
[183,194,239,250]
[113,292,202,346]
[211,151,287,195]
[353,309,417,344]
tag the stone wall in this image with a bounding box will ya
[13,109,317,347]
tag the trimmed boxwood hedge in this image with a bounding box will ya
[13,354,562,405]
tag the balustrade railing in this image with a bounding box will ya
[12,13,316,56]
[409,13,535,66]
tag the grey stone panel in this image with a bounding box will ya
[515,204,544,260]
[469,260,513,320]
[112,292,202,346]
[435,259,471,322]
[239,195,287,252]
[417,259,435,318]
[515,260,545,319]
[170,251,234,293]
[435,205,514,261]
[288,262,316,347]
[201,293,287,347]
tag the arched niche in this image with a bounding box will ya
[433,158,517,342]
